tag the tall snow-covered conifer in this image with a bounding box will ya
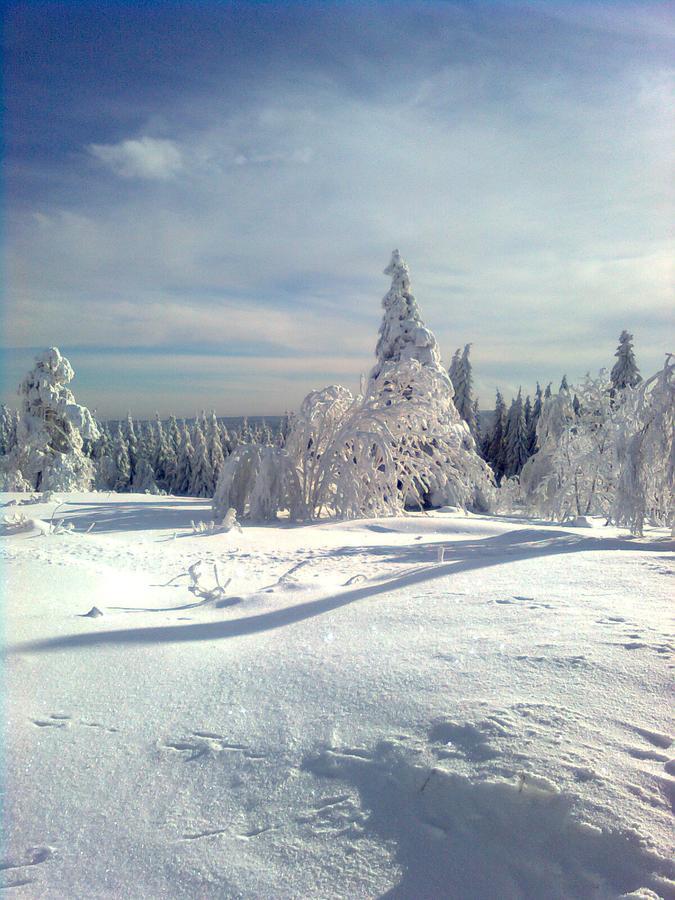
[610,330,641,393]
[2,347,99,490]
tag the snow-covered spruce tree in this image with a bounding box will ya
[111,424,131,491]
[212,251,494,520]
[152,414,175,492]
[503,390,529,479]
[2,347,100,491]
[125,414,139,485]
[613,356,673,535]
[486,390,507,483]
[189,423,214,498]
[92,426,119,490]
[610,330,641,394]
[166,415,181,456]
[528,383,543,456]
[448,349,461,393]
[518,375,620,520]
[206,411,226,490]
[0,405,19,457]
[452,344,478,437]
[285,359,494,519]
[172,421,194,496]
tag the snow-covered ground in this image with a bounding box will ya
[2,492,674,899]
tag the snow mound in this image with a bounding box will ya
[304,739,675,899]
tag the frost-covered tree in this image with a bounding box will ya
[528,384,543,456]
[205,411,225,490]
[371,249,442,379]
[613,356,673,535]
[503,390,529,479]
[0,405,19,457]
[452,344,477,437]
[610,330,641,394]
[125,414,139,484]
[189,423,214,498]
[112,424,131,491]
[166,415,181,455]
[173,421,194,496]
[92,427,118,490]
[214,252,494,520]
[520,374,619,520]
[213,444,300,522]
[486,390,507,483]
[448,349,461,392]
[2,347,100,490]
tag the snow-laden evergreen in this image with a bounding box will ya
[213,252,494,521]
[370,249,442,380]
[613,355,673,535]
[189,422,214,498]
[503,389,529,479]
[519,373,623,521]
[485,390,507,483]
[0,347,99,491]
[451,344,478,437]
[610,330,641,394]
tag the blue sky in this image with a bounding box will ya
[3,1,673,417]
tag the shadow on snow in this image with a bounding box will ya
[10,528,670,655]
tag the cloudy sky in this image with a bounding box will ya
[3,1,673,417]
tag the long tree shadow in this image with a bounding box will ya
[52,498,213,534]
[9,529,671,654]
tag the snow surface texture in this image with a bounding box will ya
[3,492,674,898]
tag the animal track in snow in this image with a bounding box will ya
[30,714,118,733]
[31,714,71,728]
[0,845,56,889]
[161,732,264,762]
[296,793,367,837]
[494,596,555,610]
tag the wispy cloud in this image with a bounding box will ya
[88,137,183,179]
[4,2,673,415]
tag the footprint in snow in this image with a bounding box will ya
[161,732,264,762]
[30,714,118,733]
[0,845,56,889]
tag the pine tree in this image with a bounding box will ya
[112,424,131,491]
[528,383,543,456]
[5,347,99,490]
[452,344,477,437]
[153,415,176,492]
[125,414,139,483]
[487,390,507,483]
[206,412,225,490]
[448,349,461,392]
[173,421,194,495]
[560,375,569,392]
[166,415,181,455]
[503,389,529,478]
[370,249,443,381]
[544,383,552,400]
[189,423,214,498]
[610,330,641,393]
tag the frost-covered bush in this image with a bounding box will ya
[6,348,99,491]
[613,356,674,535]
[521,373,620,520]
[213,444,301,521]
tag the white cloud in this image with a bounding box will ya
[88,136,183,180]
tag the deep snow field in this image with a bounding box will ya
[2,492,674,899]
